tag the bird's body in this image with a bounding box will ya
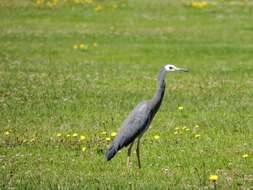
[105,65,187,168]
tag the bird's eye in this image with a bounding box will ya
[169,66,173,69]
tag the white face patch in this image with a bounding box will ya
[164,64,177,71]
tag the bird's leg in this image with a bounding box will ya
[127,142,134,168]
[136,138,141,169]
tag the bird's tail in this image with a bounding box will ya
[105,142,118,161]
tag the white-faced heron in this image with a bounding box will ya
[105,65,188,168]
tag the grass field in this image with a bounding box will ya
[0,0,253,189]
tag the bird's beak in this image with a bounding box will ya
[176,67,188,72]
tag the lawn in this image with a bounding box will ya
[0,0,252,189]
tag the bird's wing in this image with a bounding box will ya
[113,101,151,149]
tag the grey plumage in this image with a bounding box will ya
[105,65,187,167]
[105,101,151,161]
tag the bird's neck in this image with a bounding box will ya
[151,69,166,114]
[151,81,165,111]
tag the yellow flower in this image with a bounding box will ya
[73,44,78,49]
[154,135,160,140]
[79,43,88,50]
[80,44,84,48]
[195,134,201,138]
[242,154,249,158]
[79,44,84,48]
[209,175,218,182]
[106,137,111,141]
[112,4,118,9]
[36,0,44,7]
[51,0,59,6]
[85,0,93,3]
[66,134,70,137]
[93,42,98,48]
[94,4,103,12]
[81,147,86,152]
[191,1,208,9]
[74,0,81,4]
[101,131,107,135]
[178,106,184,110]
[4,131,10,136]
[72,133,78,137]
[56,133,62,137]
[111,132,117,137]
[80,135,86,140]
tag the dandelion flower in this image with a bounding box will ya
[85,0,93,3]
[154,135,160,140]
[112,4,118,9]
[72,133,78,137]
[242,154,249,158]
[36,0,44,7]
[178,106,184,110]
[82,147,86,152]
[93,42,98,48]
[79,43,88,50]
[74,0,81,4]
[195,134,201,138]
[94,4,103,12]
[80,135,86,141]
[73,44,78,49]
[209,175,218,182]
[4,131,10,136]
[111,132,117,137]
[106,137,111,141]
[191,1,208,8]
[56,133,62,137]
[79,44,84,48]
[51,0,59,6]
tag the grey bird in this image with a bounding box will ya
[105,64,188,168]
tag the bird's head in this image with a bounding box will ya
[164,64,188,72]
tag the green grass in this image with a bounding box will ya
[0,0,253,189]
